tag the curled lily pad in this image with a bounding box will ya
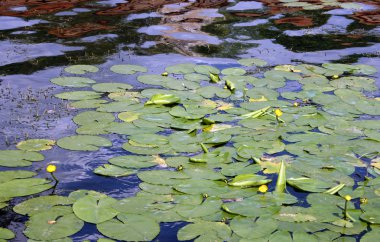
[110,64,147,75]
[145,94,180,105]
[229,174,271,187]
[73,194,119,224]
[97,213,160,241]
[55,91,101,100]
[94,164,136,177]
[57,135,112,151]
[0,150,44,167]
[92,83,133,93]
[24,206,84,241]
[16,139,55,151]
[64,65,99,74]
[50,77,96,87]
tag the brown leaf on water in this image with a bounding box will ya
[153,155,167,168]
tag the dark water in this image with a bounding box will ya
[0,0,379,241]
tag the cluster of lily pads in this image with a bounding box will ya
[278,0,366,10]
[0,59,379,241]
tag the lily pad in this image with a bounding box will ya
[110,64,147,75]
[55,91,101,100]
[230,216,278,239]
[64,65,99,74]
[97,213,160,241]
[57,135,112,151]
[0,150,45,167]
[0,228,15,240]
[145,94,180,105]
[50,77,96,87]
[13,195,74,216]
[165,63,196,74]
[0,177,53,198]
[16,139,55,151]
[24,206,84,241]
[228,174,271,187]
[108,155,157,169]
[194,65,220,75]
[94,164,136,177]
[73,111,115,125]
[92,83,133,93]
[73,194,119,224]
[238,58,267,67]
[177,221,231,241]
[221,67,246,76]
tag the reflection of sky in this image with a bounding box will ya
[0,16,44,30]
[243,39,380,65]
[96,0,127,6]
[168,32,222,44]
[234,19,269,27]
[0,41,83,66]
[137,25,173,35]
[284,16,354,36]
[126,12,161,21]
[227,1,263,11]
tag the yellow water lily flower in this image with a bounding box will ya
[258,184,268,193]
[274,108,283,117]
[293,102,299,107]
[344,195,352,201]
[46,164,57,173]
[161,72,168,76]
[332,75,339,79]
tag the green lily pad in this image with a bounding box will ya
[0,150,44,167]
[92,83,133,93]
[361,229,380,242]
[64,65,99,74]
[165,63,196,74]
[73,194,119,224]
[73,111,115,125]
[16,139,55,151]
[108,155,157,169]
[24,206,84,241]
[138,170,190,185]
[194,65,220,74]
[145,94,180,105]
[221,67,246,76]
[197,86,231,98]
[97,101,141,113]
[0,228,14,240]
[230,216,278,239]
[0,177,53,198]
[70,99,108,109]
[184,73,209,82]
[57,135,112,151]
[177,221,231,241]
[13,195,74,216]
[110,64,147,75]
[287,177,333,192]
[94,164,136,177]
[50,77,96,87]
[176,198,222,219]
[238,58,267,67]
[55,91,101,100]
[360,210,380,224]
[97,213,160,241]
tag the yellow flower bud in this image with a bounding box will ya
[161,72,168,76]
[293,102,299,107]
[258,184,268,193]
[274,109,283,117]
[344,195,352,201]
[46,164,56,173]
[332,75,339,79]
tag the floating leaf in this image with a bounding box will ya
[275,161,286,193]
[50,77,96,87]
[0,177,53,198]
[64,65,99,74]
[194,65,220,75]
[0,227,14,240]
[176,198,222,219]
[57,135,112,151]
[165,63,196,74]
[13,195,74,216]
[177,221,231,241]
[94,164,136,177]
[92,83,133,93]
[0,150,44,167]
[55,91,101,100]
[110,64,147,75]
[24,207,84,241]
[108,155,157,169]
[287,177,333,193]
[230,216,278,239]
[238,58,267,67]
[221,67,246,76]
[97,213,159,241]
[16,139,55,151]
[73,111,115,125]
[73,194,119,224]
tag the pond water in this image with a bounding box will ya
[0,0,380,241]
